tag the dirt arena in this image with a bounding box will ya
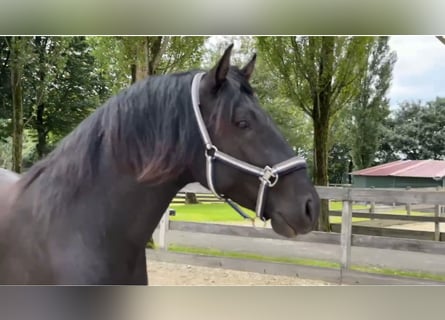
[147,260,332,286]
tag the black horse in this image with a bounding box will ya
[0,45,319,285]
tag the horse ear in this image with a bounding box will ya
[241,53,256,81]
[208,44,233,89]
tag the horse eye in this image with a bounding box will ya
[236,120,249,129]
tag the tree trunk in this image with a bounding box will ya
[312,37,335,232]
[130,64,137,84]
[146,36,168,76]
[36,103,47,158]
[33,36,49,160]
[10,37,24,173]
[313,111,330,231]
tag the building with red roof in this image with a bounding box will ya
[351,160,445,188]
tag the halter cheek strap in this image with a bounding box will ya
[191,72,307,222]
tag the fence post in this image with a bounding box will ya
[340,198,353,282]
[433,186,441,241]
[434,204,441,241]
[369,187,375,220]
[405,186,411,215]
[369,201,375,214]
[157,209,170,250]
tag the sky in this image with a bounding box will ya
[388,36,445,108]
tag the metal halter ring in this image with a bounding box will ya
[260,166,279,187]
[205,145,218,159]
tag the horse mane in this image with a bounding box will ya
[18,71,203,192]
[17,66,256,194]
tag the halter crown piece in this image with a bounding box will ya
[191,72,307,223]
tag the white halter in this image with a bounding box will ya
[191,72,307,222]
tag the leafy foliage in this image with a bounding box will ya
[378,98,445,161]
[328,142,352,185]
[23,37,108,158]
[256,36,375,231]
[0,38,12,139]
[349,37,396,169]
[89,36,206,88]
[0,36,109,162]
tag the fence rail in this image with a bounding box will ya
[172,192,224,204]
[166,220,445,255]
[329,210,445,223]
[316,186,445,205]
[175,187,445,206]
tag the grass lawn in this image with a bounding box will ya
[170,203,255,222]
[329,201,368,211]
[328,201,369,224]
[168,244,340,269]
[169,199,430,224]
[170,201,370,224]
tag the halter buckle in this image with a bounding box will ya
[260,166,279,187]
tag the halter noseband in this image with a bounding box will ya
[191,72,307,222]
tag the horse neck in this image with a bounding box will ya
[13,164,188,252]
[83,170,186,246]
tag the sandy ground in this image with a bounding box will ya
[147,260,332,286]
[387,222,445,231]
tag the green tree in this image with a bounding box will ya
[349,37,396,170]
[8,37,33,172]
[44,37,108,145]
[90,36,206,88]
[251,56,313,158]
[201,36,255,68]
[418,98,445,159]
[87,37,130,94]
[379,102,423,161]
[24,36,70,158]
[377,98,445,161]
[328,142,352,185]
[0,38,12,142]
[22,37,107,159]
[1,37,106,165]
[257,36,373,231]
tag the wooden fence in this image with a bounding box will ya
[317,186,445,274]
[156,186,445,282]
[171,192,224,204]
